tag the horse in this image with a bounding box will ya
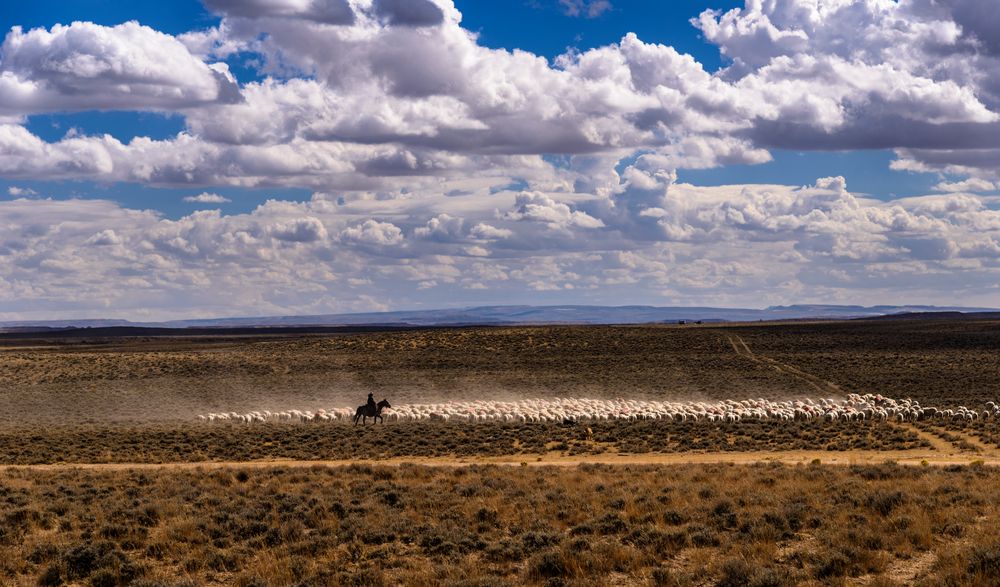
[354,399,391,426]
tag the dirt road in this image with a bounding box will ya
[1,447,997,473]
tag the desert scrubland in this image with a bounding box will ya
[3,463,1000,586]
[3,318,1000,585]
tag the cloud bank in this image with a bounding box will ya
[4,177,999,320]
[1,0,999,318]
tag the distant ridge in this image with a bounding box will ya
[862,311,1000,321]
[3,304,998,331]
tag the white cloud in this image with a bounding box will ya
[339,219,404,246]
[934,178,998,193]
[470,223,512,240]
[414,213,464,241]
[504,192,605,230]
[3,1,1000,318]
[7,186,36,196]
[270,216,328,242]
[2,0,998,190]
[0,22,241,116]
[3,176,1000,319]
[183,192,232,204]
[85,229,122,246]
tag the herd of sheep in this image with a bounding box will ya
[198,394,999,425]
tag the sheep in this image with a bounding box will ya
[197,393,983,428]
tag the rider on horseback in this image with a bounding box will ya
[355,394,391,425]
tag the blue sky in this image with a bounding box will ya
[2,0,999,320]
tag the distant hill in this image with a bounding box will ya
[862,311,1000,321]
[3,304,998,332]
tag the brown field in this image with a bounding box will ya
[3,463,1000,586]
[3,318,1000,585]
[2,319,999,426]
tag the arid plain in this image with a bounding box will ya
[3,318,1000,585]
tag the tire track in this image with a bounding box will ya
[725,335,992,456]
[899,423,961,454]
[920,424,996,455]
[727,334,841,396]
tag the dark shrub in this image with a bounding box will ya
[484,539,525,563]
[446,579,513,587]
[37,564,62,587]
[63,544,111,580]
[780,502,809,532]
[522,531,560,551]
[814,552,850,579]
[89,569,117,587]
[136,506,160,527]
[717,557,754,587]
[865,490,906,517]
[528,549,567,580]
[748,568,796,587]
[594,513,628,535]
[29,543,61,565]
[688,525,720,547]
[625,527,687,557]
[475,507,499,525]
[968,546,1000,579]
[651,566,680,587]
[662,510,688,526]
[99,525,129,540]
[711,500,738,530]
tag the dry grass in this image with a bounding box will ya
[2,462,999,586]
[0,419,931,465]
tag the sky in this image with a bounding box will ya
[2,0,1000,321]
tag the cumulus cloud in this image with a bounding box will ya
[3,176,1000,319]
[3,0,999,190]
[414,213,464,241]
[85,229,122,246]
[183,192,231,203]
[691,0,1000,177]
[339,219,404,246]
[470,223,512,240]
[504,192,605,230]
[4,0,1000,317]
[0,22,241,116]
[270,216,328,242]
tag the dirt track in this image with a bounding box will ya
[1,446,997,472]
